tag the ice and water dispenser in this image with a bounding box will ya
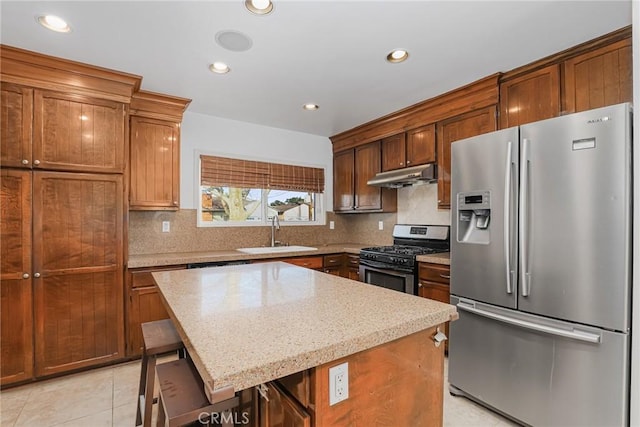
[456,191,491,244]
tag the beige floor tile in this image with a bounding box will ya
[1,404,23,427]
[1,384,33,426]
[53,407,112,427]
[14,369,113,426]
[112,402,137,426]
[113,361,141,409]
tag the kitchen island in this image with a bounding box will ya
[153,261,457,426]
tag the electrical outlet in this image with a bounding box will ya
[378,221,384,230]
[162,221,170,233]
[329,221,335,230]
[329,362,348,405]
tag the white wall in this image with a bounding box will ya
[179,111,333,210]
[630,3,639,425]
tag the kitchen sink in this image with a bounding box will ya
[236,245,317,254]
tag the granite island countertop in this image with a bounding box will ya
[129,243,368,268]
[153,262,457,402]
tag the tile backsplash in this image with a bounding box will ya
[129,210,396,255]
[397,184,450,225]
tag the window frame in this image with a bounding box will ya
[196,152,326,228]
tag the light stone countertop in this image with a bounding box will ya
[128,243,367,268]
[416,252,451,265]
[153,262,457,402]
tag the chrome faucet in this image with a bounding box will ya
[270,215,280,247]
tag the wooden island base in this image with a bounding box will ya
[258,326,445,427]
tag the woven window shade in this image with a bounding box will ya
[201,155,324,193]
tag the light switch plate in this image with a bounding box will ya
[378,221,384,230]
[162,221,170,233]
[329,362,348,405]
[329,221,335,230]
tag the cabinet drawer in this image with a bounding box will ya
[323,254,343,267]
[276,370,310,408]
[283,256,323,269]
[129,265,187,288]
[418,263,450,285]
[346,254,359,268]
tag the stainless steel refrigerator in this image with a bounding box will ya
[449,103,632,426]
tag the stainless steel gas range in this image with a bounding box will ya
[359,224,450,295]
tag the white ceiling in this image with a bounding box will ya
[0,1,632,137]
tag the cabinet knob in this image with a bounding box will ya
[33,160,41,166]
[173,201,178,206]
[418,282,423,287]
[22,159,29,165]
[400,162,404,166]
[406,160,411,165]
[34,272,41,278]
[23,273,30,279]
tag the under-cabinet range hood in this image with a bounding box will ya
[367,164,437,188]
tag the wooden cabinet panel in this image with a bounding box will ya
[130,116,180,210]
[406,124,436,166]
[381,133,406,171]
[277,370,310,409]
[418,262,450,285]
[1,170,34,385]
[128,287,170,357]
[259,381,311,427]
[499,64,560,128]
[418,262,450,352]
[1,83,33,168]
[282,256,323,270]
[354,141,382,211]
[32,172,124,376]
[33,90,125,173]
[563,38,632,114]
[437,106,497,209]
[333,149,354,212]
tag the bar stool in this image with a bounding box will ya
[156,358,239,427]
[136,319,185,427]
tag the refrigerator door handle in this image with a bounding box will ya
[456,301,602,344]
[503,140,513,294]
[519,138,531,297]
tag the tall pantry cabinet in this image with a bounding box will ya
[0,46,141,385]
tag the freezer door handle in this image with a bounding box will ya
[519,138,531,297]
[456,301,602,344]
[504,140,513,294]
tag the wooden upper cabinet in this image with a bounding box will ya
[32,172,124,376]
[130,116,180,209]
[0,169,34,385]
[33,90,126,173]
[406,124,436,166]
[333,149,355,212]
[381,133,406,171]
[381,125,436,172]
[499,64,560,129]
[437,106,497,209]
[563,38,632,114]
[1,83,33,168]
[354,141,383,211]
[129,91,191,211]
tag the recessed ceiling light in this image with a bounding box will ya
[209,62,230,74]
[37,15,71,33]
[245,0,273,15]
[386,49,409,63]
[303,104,319,111]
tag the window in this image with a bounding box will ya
[198,155,325,227]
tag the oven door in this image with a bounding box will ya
[359,261,416,295]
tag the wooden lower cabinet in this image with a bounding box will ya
[418,262,450,352]
[345,254,360,280]
[323,254,360,280]
[126,266,186,357]
[257,327,444,426]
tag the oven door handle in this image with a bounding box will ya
[359,258,413,273]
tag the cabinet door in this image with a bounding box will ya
[418,281,450,352]
[0,170,33,385]
[33,90,125,173]
[32,172,124,376]
[406,124,436,166]
[128,286,170,357]
[1,83,33,168]
[333,150,354,211]
[259,381,311,427]
[563,38,632,114]
[499,64,560,129]
[381,133,406,171]
[354,141,382,211]
[437,106,497,209]
[130,116,180,210]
